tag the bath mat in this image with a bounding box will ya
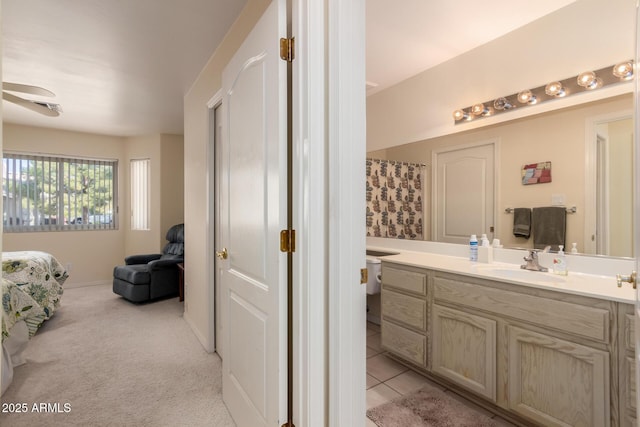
[367,385,497,427]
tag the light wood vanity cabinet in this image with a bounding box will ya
[380,261,633,427]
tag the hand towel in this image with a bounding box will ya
[512,208,532,238]
[532,206,566,250]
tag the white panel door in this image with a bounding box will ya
[433,142,495,244]
[220,1,287,426]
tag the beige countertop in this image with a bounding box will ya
[370,248,636,304]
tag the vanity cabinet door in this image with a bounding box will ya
[507,326,610,427]
[431,304,496,401]
[620,305,636,427]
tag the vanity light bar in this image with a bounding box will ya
[453,60,635,125]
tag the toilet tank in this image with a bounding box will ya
[366,256,382,294]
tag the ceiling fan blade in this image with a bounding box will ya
[3,82,55,97]
[2,92,60,117]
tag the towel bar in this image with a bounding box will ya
[505,206,576,214]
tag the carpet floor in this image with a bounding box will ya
[367,383,497,427]
[0,283,235,427]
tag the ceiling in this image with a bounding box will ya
[365,0,576,95]
[2,0,248,136]
[2,0,575,137]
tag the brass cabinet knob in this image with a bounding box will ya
[216,248,228,260]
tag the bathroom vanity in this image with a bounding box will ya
[377,251,636,427]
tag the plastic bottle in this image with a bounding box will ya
[553,245,568,275]
[481,233,490,247]
[570,243,578,254]
[469,234,478,262]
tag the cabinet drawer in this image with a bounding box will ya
[382,290,426,331]
[381,321,426,367]
[383,266,427,295]
[434,277,610,342]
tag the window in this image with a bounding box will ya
[3,153,117,232]
[130,158,150,230]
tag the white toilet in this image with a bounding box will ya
[365,256,382,294]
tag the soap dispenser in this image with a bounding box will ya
[553,245,568,276]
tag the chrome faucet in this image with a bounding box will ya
[521,249,548,272]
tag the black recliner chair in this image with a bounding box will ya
[113,223,184,303]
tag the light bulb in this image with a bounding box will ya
[517,89,536,104]
[545,81,565,97]
[493,97,512,110]
[576,71,602,90]
[452,109,468,121]
[577,71,596,87]
[471,103,490,116]
[613,61,634,80]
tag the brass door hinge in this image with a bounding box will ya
[360,268,368,284]
[280,37,295,62]
[280,229,296,253]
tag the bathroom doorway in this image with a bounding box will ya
[585,112,634,257]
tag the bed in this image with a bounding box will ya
[1,251,68,394]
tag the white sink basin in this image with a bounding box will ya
[473,266,567,284]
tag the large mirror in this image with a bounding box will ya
[366,0,635,258]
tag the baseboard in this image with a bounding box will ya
[64,280,111,289]
[367,313,381,325]
[183,310,214,353]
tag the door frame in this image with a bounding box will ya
[206,89,223,354]
[291,0,367,424]
[292,0,366,425]
[205,0,366,424]
[584,110,633,255]
[324,0,367,425]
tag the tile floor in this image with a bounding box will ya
[365,322,518,427]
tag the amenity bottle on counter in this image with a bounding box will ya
[469,234,478,261]
[553,245,568,275]
[478,233,493,263]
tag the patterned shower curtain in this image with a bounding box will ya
[366,158,424,240]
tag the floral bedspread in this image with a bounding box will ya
[1,251,68,341]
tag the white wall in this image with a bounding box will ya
[366,0,635,151]
[182,0,271,349]
[160,133,184,245]
[122,133,184,256]
[124,134,162,256]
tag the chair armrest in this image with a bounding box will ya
[125,254,162,265]
[148,258,184,271]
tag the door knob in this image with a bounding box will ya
[216,248,228,260]
[616,271,636,289]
